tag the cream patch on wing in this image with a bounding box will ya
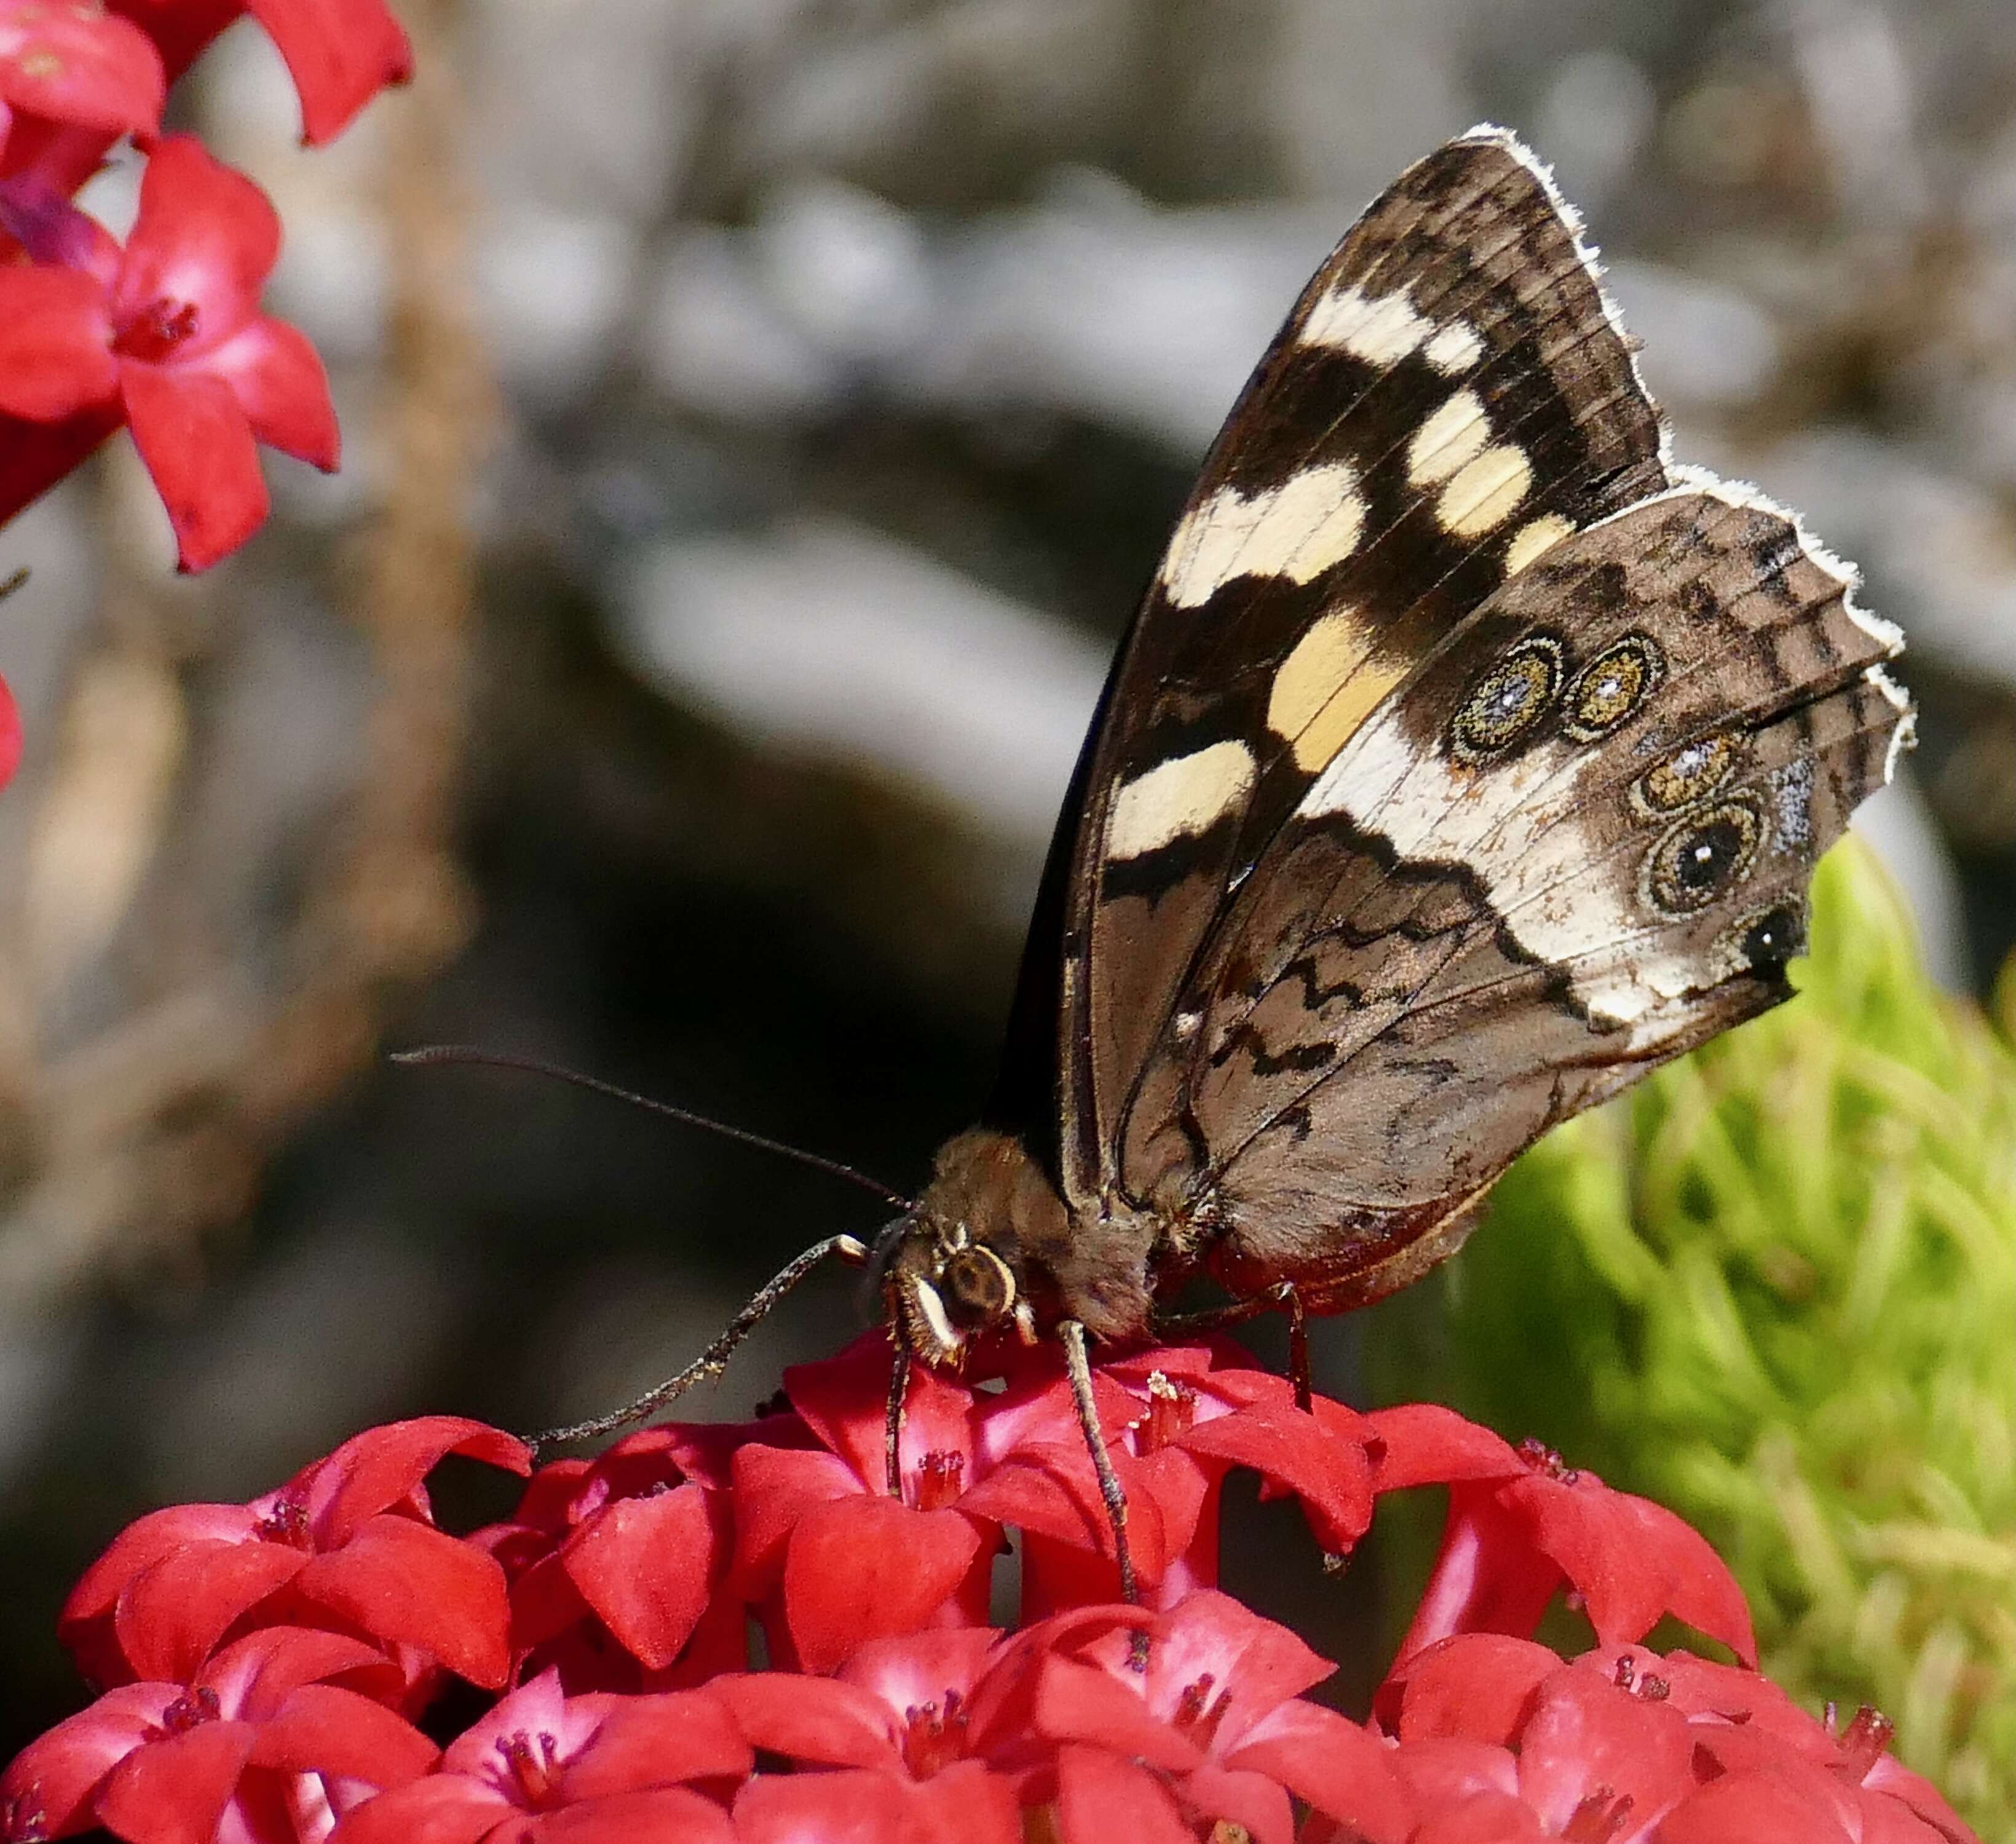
[1407,391,1492,487]
[1106,740,1257,861]
[1504,512,1575,577]
[1438,443,1533,536]
[1423,320,1485,373]
[1160,464,1366,609]
[1267,609,1406,772]
[1297,700,1696,1029]
[1301,282,1429,364]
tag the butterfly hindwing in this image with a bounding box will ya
[1115,481,1906,1305]
[1037,128,1686,1213]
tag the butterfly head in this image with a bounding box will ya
[876,1128,1059,1364]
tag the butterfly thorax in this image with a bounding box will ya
[885,1128,1179,1364]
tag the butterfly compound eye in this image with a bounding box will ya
[942,1246,1016,1323]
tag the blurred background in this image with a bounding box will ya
[0,0,2010,1762]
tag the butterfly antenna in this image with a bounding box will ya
[390,1043,913,1211]
[0,566,28,601]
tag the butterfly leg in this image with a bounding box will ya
[1283,1284,1313,1414]
[884,1328,911,1498]
[1059,1319,1138,1607]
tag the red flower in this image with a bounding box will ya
[1375,1635,1971,1844]
[729,1336,995,1672]
[0,1,162,147]
[0,1626,433,1843]
[0,134,338,569]
[326,1669,745,1844]
[1368,1407,1755,1668]
[60,1415,529,1701]
[112,0,411,148]
[483,1421,751,1689]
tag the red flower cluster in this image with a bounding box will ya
[0,0,406,572]
[2,1332,1976,1844]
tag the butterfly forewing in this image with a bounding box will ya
[1003,126,1909,1313]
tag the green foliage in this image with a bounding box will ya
[1374,838,2015,1838]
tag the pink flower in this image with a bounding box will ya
[1368,1407,1755,1669]
[60,1415,530,1703]
[0,1626,435,1843]
[0,134,338,569]
[326,1669,745,1844]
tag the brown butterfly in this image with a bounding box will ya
[531,125,1911,1593]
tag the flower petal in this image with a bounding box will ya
[305,1415,532,1546]
[323,1775,512,1844]
[119,359,266,571]
[198,314,336,467]
[0,1,164,135]
[561,1479,725,1671]
[294,1514,510,1689]
[0,263,114,418]
[247,1683,437,1786]
[1513,1669,1693,1835]
[113,1539,310,1684]
[728,1442,860,1597]
[1227,1702,1413,1844]
[242,0,412,146]
[782,1497,986,1674]
[0,1684,176,1839]
[93,1719,256,1844]
[1655,1766,1857,1844]
[558,1688,751,1796]
[1029,1654,1203,1771]
[1378,1632,1562,1744]
[116,136,279,341]
[710,1672,901,1772]
[1176,1403,1373,1553]
[1053,1743,1196,1844]
[1364,1404,1525,1492]
[785,1332,976,1489]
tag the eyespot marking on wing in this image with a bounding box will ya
[1632,733,1741,817]
[1562,633,1664,741]
[1447,634,1564,762]
[1643,796,1766,915]
[1160,464,1367,609]
[1105,740,1258,861]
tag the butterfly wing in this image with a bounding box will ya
[990,126,1908,1308]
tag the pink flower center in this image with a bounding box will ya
[913,1450,966,1511]
[496,1730,563,1808]
[159,1687,221,1735]
[899,1690,968,1778]
[1517,1436,1581,1486]
[112,296,201,363]
[1562,1789,1634,1842]
[1610,1654,1670,1701]
[1172,1672,1233,1747]
[256,1499,314,1549]
[1828,1703,1894,1778]
[2,1786,50,1842]
[1137,1374,1198,1454]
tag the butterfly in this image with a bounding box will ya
[539,125,1910,1586]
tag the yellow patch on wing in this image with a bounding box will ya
[1267,609,1405,772]
[1160,464,1366,610]
[1438,443,1533,537]
[1504,512,1576,577]
[1105,740,1257,861]
[1406,390,1492,488]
